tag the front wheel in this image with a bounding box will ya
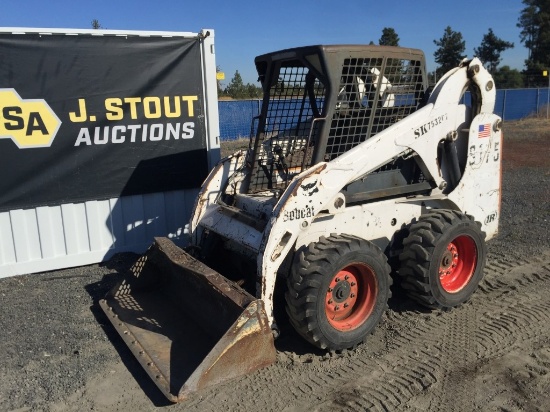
[399,210,487,309]
[285,234,391,350]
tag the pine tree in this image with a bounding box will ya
[224,71,246,99]
[433,26,466,77]
[474,29,514,73]
[379,28,399,46]
[493,66,524,88]
[517,0,550,78]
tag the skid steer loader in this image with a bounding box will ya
[100,45,502,402]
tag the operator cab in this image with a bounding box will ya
[245,45,429,194]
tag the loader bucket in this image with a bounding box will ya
[99,237,276,402]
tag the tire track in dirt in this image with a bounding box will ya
[476,299,550,359]
[181,253,550,411]
[403,254,550,410]
[474,258,550,361]
[311,254,550,411]
[429,306,477,412]
[479,254,550,294]
[312,352,440,412]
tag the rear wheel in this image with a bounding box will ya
[399,210,486,308]
[285,234,391,350]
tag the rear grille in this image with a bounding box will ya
[325,57,424,160]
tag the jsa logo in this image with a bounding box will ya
[0,89,61,148]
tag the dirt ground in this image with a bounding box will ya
[1,118,549,412]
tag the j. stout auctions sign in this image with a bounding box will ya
[0,32,208,211]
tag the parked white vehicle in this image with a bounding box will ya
[101,45,502,402]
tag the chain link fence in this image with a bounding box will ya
[218,88,550,141]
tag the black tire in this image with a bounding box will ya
[399,210,487,309]
[285,234,391,350]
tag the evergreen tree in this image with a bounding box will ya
[379,28,400,46]
[474,29,514,73]
[433,26,466,77]
[518,0,538,61]
[517,0,550,83]
[493,66,524,89]
[91,19,102,29]
[246,83,262,98]
[223,71,263,99]
[224,70,246,99]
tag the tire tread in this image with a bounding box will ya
[285,234,392,350]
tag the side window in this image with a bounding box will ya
[249,65,327,193]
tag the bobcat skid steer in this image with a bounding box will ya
[100,45,502,402]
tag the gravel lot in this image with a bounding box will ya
[0,118,549,412]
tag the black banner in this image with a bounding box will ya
[0,32,208,212]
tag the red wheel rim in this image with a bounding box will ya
[325,263,378,331]
[438,235,477,293]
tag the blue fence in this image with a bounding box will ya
[218,88,550,141]
[494,88,550,120]
[218,99,261,141]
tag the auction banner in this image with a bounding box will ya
[0,32,208,212]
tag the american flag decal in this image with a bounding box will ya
[478,123,491,138]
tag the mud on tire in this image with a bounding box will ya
[285,234,392,351]
[399,210,487,309]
